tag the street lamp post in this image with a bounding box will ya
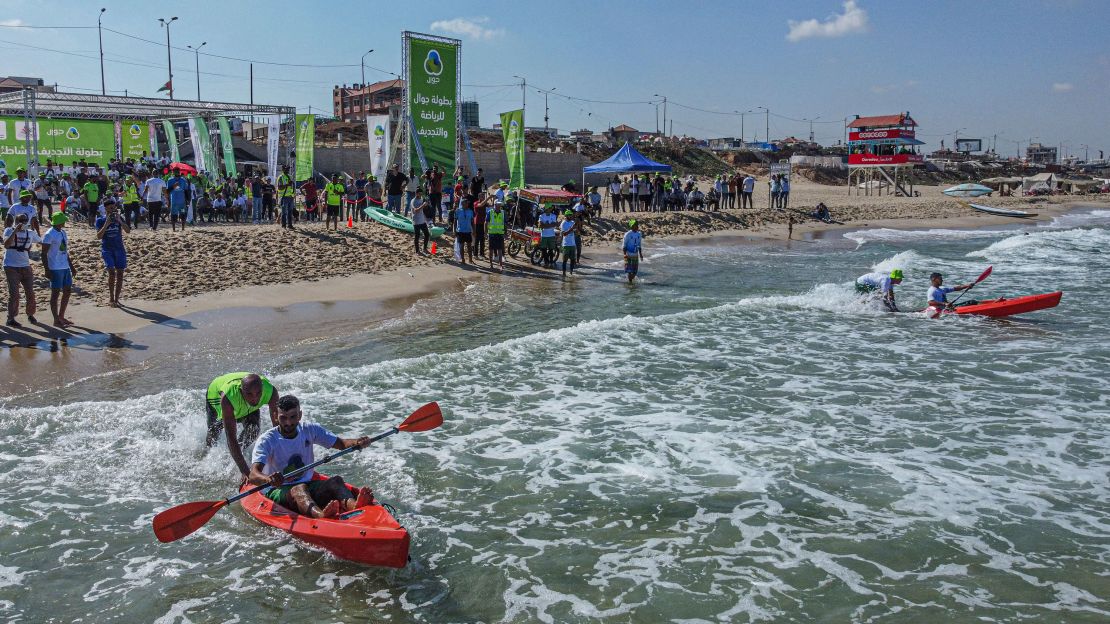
[186,41,206,101]
[653,94,668,137]
[158,17,178,100]
[544,87,556,131]
[755,107,769,143]
[512,75,526,114]
[804,116,821,143]
[97,8,106,95]
[360,49,374,116]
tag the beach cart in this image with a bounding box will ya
[507,188,581,265]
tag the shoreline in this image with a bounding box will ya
[1,197,1106,395]
[3,199,1101,339]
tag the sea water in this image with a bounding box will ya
[1,210,1108,622]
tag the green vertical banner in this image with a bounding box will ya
[0,117,115,169]
[406,34,457,173]
[162,120,180,162]
[192,118,217,178]
[217,117,236,177]
[500,109,525,189]
[121,119,150,161]
[294,114,314,182]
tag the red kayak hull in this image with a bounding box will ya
[239,473,410,568]
[947,291,1063,318]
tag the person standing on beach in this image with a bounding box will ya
[769,175,781,211]
[94,198,129,307]
[121,175,141,229]
[487,198,506,272]
[3,212,40,327]
[742,173,755,209]
[40,212,75,327]
[278,164,296,230]
[167,171,188,232]
[385,164,407,214]
[779,176,791,210]
[324,174,345,231]
[205,372,279,477]
[301,177,318,223]
[8,190,40,235]
[411,189,430,254]
[537,204,558,268]
[453,197,475,264]
[622,219,644,283]
[250,173,264,223]
[472,192,488,258]
[608,177,621,213]
[559,209,578,278]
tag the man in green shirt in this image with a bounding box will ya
[80,180,100,224]
[324,174,345,232]
[205,372,280,476]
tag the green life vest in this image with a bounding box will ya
[279,174,294,197]
[487,210,505,234]
[123,185,139,203]
[205,372,274,421]
[325,183,344,205]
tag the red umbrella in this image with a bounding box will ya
[168,162,197,175]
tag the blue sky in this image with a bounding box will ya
[2,0,1107,157]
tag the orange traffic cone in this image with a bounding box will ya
[347,215,354,228]
[430,242,437,254]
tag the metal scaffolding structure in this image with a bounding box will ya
[0,89,295,172]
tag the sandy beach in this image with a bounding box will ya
[2,181,1105,368]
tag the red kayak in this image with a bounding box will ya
[926,291,1062,319]
[239,473,410,567]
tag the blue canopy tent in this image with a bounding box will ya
[582,142,671,190]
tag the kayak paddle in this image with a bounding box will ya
[152,401,443,544]
[948,265,992,308]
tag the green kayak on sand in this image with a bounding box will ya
[364,205,445,238]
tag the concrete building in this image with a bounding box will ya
[332,79,404,122]
[1026,142,1058,165]
[606,124,639,144]
[461,100,479,128]
[0,76,55,95]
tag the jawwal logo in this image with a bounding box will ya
[300,119,308,130]
[128,124,142,138]
[65,127,80,140]
[373,124,385,136]
[423,49,443,76]
[509,119,519,129]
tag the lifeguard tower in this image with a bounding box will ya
[847,112,923,196]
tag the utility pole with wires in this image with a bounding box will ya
[158,16,178,100]
[97,8,106,95]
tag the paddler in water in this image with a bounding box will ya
[855,269,903,312]
[247,395,374,518]
[205,372,280,477]
[927,272,975,310]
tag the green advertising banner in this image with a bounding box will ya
[120,119,149,161]
[406,35,457,174]
[217,117,236,177]
[294,114,314,181]
[162,120,180,162]
[500,109,525,189]
[0,117,114,169]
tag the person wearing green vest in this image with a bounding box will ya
[323,174,345,232]
[486,198,507,272]
[122,176,141,229]
[205,372,280,476]
[80,179,100,221]
[278,164,296,230]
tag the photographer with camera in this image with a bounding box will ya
[3,212,41,327]
[95,197,130,308]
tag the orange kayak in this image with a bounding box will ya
[238,473,410,567]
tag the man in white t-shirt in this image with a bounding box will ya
[927,272,974,311]
[0,173,11,218]
[856,269,903,312]
[141,173,167,230]
[8,190,39,235]
[741,174,755,209]
[41,212,76,327]
[3,212,41,326]
[247,395,373,519]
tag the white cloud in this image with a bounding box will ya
[0,19,26,27]
[430,17,504,41]
[787,1,869,42]
[1051,82,1074,92]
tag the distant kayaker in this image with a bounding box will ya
[205,372,280,477]
[856,269,903,312]
[927,272,975,309]
[247,395,373,519]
